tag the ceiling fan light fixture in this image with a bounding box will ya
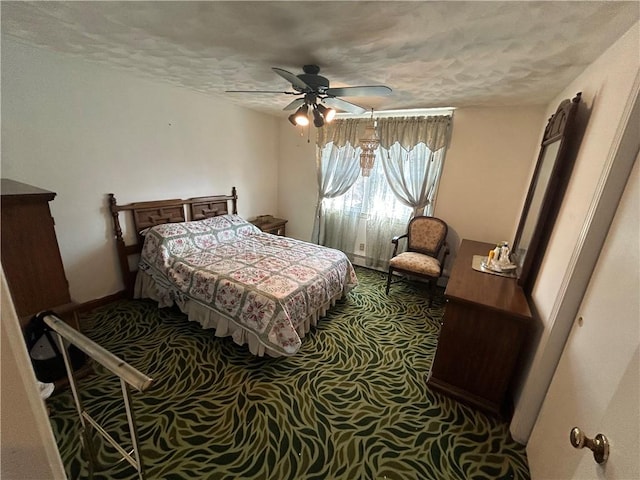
[292,104,309,126]
[228,65,391,126]
[312,106,325,127]
[317,104,336,123]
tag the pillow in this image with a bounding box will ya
[191,214,261,243]
[143,215,261,246]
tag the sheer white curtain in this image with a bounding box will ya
[378,116,451,217]
[312,118,361,246]
[363,154,413,268]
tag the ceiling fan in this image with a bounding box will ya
[226,65,392,127]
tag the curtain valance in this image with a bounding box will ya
[316,118,363,148]
[316,115,451,152]
[376,115,451,151]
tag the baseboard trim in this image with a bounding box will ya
[73,291,127,313]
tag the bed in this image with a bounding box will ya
[108,188,358,356]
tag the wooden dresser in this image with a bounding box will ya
[427,239,532,417]
[1,179,71,326]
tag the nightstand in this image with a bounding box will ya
[250,215,288,236]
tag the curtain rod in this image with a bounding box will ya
[335,107,455,119]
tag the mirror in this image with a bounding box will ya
[512,93,582,291]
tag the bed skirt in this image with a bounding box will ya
[134,270,344,357]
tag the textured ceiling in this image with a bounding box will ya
[2,1,638,116]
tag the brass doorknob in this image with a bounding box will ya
[570,427,609,464]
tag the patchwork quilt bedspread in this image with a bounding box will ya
[138,215,358,355]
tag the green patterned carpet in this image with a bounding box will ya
[48,267,530,479]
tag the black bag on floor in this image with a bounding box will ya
[23,312,86,383]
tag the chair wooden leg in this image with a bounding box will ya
[385,269,393,294]
[429,278,435,307]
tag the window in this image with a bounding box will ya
[324,149,413,221]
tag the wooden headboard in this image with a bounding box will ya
[108,187,238,296]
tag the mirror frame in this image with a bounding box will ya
[512,92,582,292]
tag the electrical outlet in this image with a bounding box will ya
[359,243,365,251]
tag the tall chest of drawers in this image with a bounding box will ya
[1,179,71,326]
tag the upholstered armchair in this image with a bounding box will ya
[385,216,449,306]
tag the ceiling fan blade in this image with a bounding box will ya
[226,90,299,94]
[323,97,368,114]
[325,85,392,97]
[283,98,305,111]
[272,67,312,92]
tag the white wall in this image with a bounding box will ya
[511,21,640,443]
[1,38,280,303]
[436,107,546,252]
[277,126,318,242]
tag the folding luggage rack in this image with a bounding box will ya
[41,313,154,480]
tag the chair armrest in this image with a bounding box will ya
[391,233,408,258]
[391,233,407,245]
[439,242,450,266]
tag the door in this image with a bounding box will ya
[526,155,639,479]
